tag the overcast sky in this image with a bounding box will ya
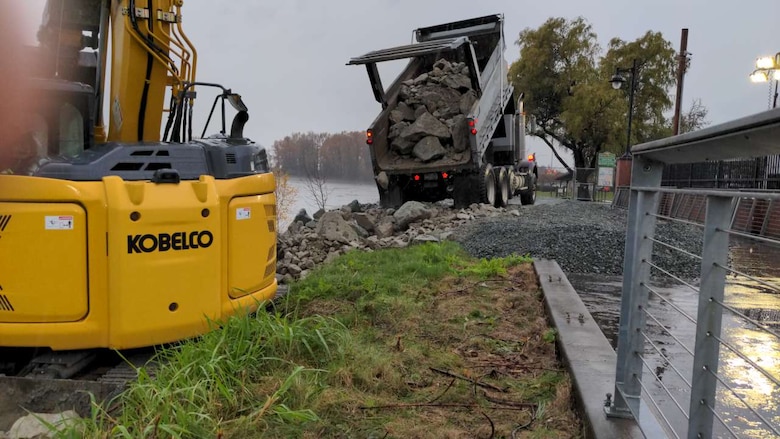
[18,1,780,167]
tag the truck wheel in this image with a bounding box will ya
[520,186,536,205]
[495,167,509,208]
[479,164,496,206]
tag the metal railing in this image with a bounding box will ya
[605,107,780,438]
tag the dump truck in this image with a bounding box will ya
[348,14,537,209]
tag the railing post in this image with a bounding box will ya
[607,156,662,420]
[687,195,731,439]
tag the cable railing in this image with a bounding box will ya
[604,107,780,438]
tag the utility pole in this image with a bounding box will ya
[672,28,689,136]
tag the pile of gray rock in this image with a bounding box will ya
[276,200,515,283]
[387,58,476,163]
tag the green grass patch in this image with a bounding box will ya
[67,242,581,438]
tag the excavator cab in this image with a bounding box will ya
[3,79,93,175]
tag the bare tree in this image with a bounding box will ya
[272,164,298,224]
[679,98,710,134]
[302,134,332,212]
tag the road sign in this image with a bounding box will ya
[598,152,616,168]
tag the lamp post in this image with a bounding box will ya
[750,53,780,109]
[610,58,639,158]
[609,59,639,191]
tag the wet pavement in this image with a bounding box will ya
[569,237,780,438]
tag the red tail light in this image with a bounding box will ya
[413,174,421,181]
[471,128,478,135]
[468,120,475,127]
[442,172,449,179]
[528,154,535,162]
[366,130,374,145]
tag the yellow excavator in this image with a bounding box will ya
[0,0,278,378]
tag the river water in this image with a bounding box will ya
[280,177,378,230]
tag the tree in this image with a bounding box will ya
[272,164,298,224]
[510,17,690,169]
[271,131,374,182]
[678,98,710,134]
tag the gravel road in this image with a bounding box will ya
[452,198,704,280]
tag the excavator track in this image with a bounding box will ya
[0,285,290,430]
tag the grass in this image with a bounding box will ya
[62,242,581,438]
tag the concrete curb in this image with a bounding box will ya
[534,259,645,439]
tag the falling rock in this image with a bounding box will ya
[389,109,405,124]
[459,90,478,115]
[412,234,441,245]
[399,84,413,100]
[393,201,434,230]
[375,171,389,190]
[348,199,363,213]
[315,212,359,244]
[324,251,341,264]
[400,111,451,143]
[391,136,416,155]
[293,209,312,225]
[353,212,377,232]
[287,221,303,235]
[450,115,470,153]
[439,231,456,241]
[442,73,472,91]
[419,87,461,118]
[8,411,81,439]
[287,264,303,275]
[350,222,370,238]
[413,72,429,84]
[397,101,416,121]
[375,219,395,239]
[389,121,410,139]
[412,136,446,162]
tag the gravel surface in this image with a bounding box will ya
[453,199,704,280]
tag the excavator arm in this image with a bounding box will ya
[36,0,197,144]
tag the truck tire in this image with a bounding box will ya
[495,167,509,208]
[479,164,496,206]
[520,185,536,205]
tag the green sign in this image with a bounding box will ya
[598,152,616,168]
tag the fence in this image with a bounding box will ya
[604,107,780,438]
[662,155,780,189]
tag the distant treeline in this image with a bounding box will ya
[271,131,374,182]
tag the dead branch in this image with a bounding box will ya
[358,402,534,411]
[427,378,456,404]
[481,411,495,439]
[430,367,508,393]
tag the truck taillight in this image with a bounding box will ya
[366,130,374,145]
[442,172,449,179]
[414,174,421,181]
[468,119,477,135]
[528,154,535,161]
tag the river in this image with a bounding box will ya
[279,177,378,230]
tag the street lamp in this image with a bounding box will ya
[749,53,780,108]
[610,58,639,158]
